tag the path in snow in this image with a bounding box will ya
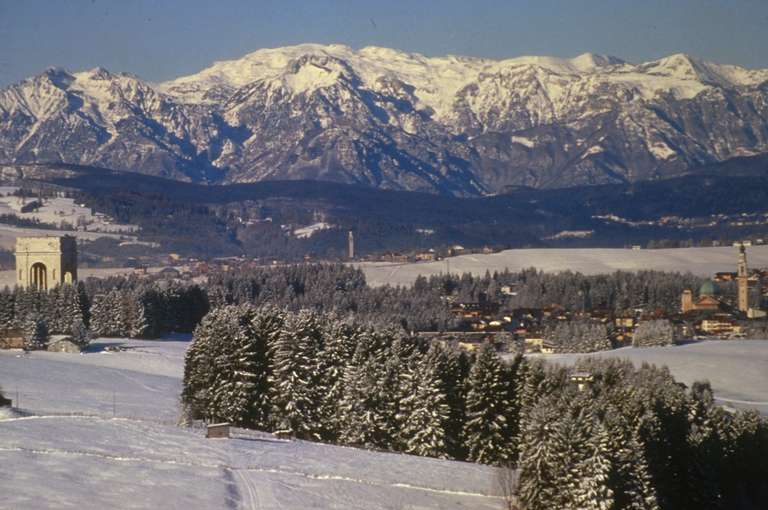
[0,337,504,510]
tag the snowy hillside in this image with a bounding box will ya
[356,245,768,286]
[0,338,505,510]
[1,44,767,193]
[524,340,768,416]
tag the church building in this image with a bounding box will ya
[681,243,761,315]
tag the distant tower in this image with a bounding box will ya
[681,289,694,313]
[347,230,355,260]
[15,236,78,290]
[737,243,749,312]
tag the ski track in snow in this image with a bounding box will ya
[0,423,502,502]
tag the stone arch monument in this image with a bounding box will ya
[15,236,78,290]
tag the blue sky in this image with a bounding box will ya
[1,0,767,86]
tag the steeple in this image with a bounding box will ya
[737,243,749,312]
[347,230,355,260]
[737,243,748,278]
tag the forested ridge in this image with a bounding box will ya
[28,158,768,259]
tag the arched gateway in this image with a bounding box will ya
[15,236,78,290]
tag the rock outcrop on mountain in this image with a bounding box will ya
[2,44,767,195]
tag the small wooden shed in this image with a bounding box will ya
[0,328,25,349]
[206,422,231,439]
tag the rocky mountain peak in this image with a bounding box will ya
[2,45,768,195]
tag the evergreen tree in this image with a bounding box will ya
[463,344,513,465]
[70,319,90,348]
[338,333,396,449]
[568,422,616,510]
[316,316,358,441]
[398,347,451,459]
[24,317,48,351]
[269,310,323,439]
[0,289,14,328]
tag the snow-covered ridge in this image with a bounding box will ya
[156,44,768,115]
[2,44,768,194]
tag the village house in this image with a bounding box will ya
[699,315,743,337]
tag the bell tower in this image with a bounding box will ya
[737,243,749,312]
[347,230,355,260]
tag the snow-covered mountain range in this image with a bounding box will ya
[2,44,767,195]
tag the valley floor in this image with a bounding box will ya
[0,338,504,510]
[356,246,768,286]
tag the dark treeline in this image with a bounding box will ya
[183,306,768,510]
[207,264,452,332]
[0,279,208,341]
[208,264,705,331]
[1,264,704,340]
[0,284,89,336]
[430,267,705,312]
[0,213,62,230]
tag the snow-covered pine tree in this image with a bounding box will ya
[182,304,273,427]
[24,317,48,351]
[316,315,358,441]
[398,346,451,459]
[518,394,595,510]
[633,319,676,347]
[338,334,394,449]
[182,306,221,420]
[55,284,85,335]
[0,289,14,329]
[600,409,660,510]
[76,282,90,328]
[13,287,39,328]
[125,291,150,339]
[432,345,471,460]
[208,305,270,427]
[503,354,524,462]
[463,343,513,465]
[517,399,566,510]
[269,309,323,439]
[245,305,284,428]
[567,422,616,510]
[88,293,109,337]
[70,319,90,348]
[41,286,61,333]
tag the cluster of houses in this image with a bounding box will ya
[426,244,767,354]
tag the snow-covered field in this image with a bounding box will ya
[525,340,768,416]
[0,224,132,250]
[0,266,177,289]
[0,337,504,510]
[356,246,768,286]
[0,186,138,234]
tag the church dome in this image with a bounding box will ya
[699,280,716,296]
